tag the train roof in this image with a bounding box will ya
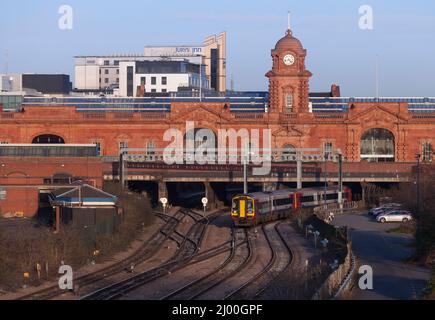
[235,186,341,199]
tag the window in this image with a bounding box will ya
[0,187,6,200]
[324,142,333,160]
[104,60,110,66]
[140,77,146,85]
[151,77,156,85]
[285,94,293,113]
[116,78,119,83]
[114,60,119,66]
[162,77,167,85]
[151,89,156,93]
[93,142,101,156]
[119,141,128,153]
[423,142,433,162]
[105,69,109,75]
[127,66,134,97]
[105,78,109,84]
[146,140,155,155]
[274,197,293,206]
[162,89,167,93]
[32,134,65,144]
[116,69,119,75]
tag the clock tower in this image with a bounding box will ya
[266,27,312,114]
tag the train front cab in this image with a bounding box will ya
[231,196,255,227]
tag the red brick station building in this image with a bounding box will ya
[1,27,434,217]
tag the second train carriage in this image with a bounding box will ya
[231,186,352,227]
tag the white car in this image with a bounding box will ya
[376,210,413,223]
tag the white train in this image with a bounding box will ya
[231,186,352,227]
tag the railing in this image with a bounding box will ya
[411,113,435,119]
[113,113,134,119]
[233,113,264,120]
[314,113,345,120]
[1,113,14,119]
[81,112,169,121]
[140,113,168,120]
[279,113,298,121]
[83,113,107,119]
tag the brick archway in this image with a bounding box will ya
[32,134,65,144]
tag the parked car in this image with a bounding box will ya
[376,210,413,223]
[369,203,402,216]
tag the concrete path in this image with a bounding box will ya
[334,212,430,300]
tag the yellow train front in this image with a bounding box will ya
[231,195,256,227]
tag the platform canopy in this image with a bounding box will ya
[49,181,117,207]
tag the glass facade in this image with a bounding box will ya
[210,49,218,91]
[0,95,23,111]
[127,66,134,97]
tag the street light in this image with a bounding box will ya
[415,153,421,217]
[337,149,343,209]
[243,143,254,194]
[324,150,328,206]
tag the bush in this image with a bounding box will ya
[0,221,90,289]
[0,182,155,290]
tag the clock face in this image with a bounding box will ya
[283,54,295,66]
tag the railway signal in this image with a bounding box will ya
[202,197,208,213]
[160,197,168,213]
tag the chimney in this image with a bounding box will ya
[331,84,341,97]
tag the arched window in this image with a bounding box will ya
[32,134,65,144]
[361,128,395,162]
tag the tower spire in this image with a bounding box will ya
[286,11,292,35]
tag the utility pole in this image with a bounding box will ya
[324,150,328,206]
[119,150,125,188]
[375,54,380,100]
[297,150,302,189]
[338,150,343,209]
[243,144,248,194]
[416,153,421,217]
[199,62,202,102]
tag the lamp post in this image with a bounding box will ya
[416,153,421,217]
[243,144,248,194]
[324,150,328,206]
[337,149,343,209]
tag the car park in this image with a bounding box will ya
[369,203,402,216]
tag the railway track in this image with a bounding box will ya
[161,228,253,300]
[17,209,189,300]
[224,221,294,300]
[81,209,225,300]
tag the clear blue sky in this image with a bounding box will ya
[0,0,434,96]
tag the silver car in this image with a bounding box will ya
[376,210,413,223]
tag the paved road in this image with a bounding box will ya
[334,213,430,300]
